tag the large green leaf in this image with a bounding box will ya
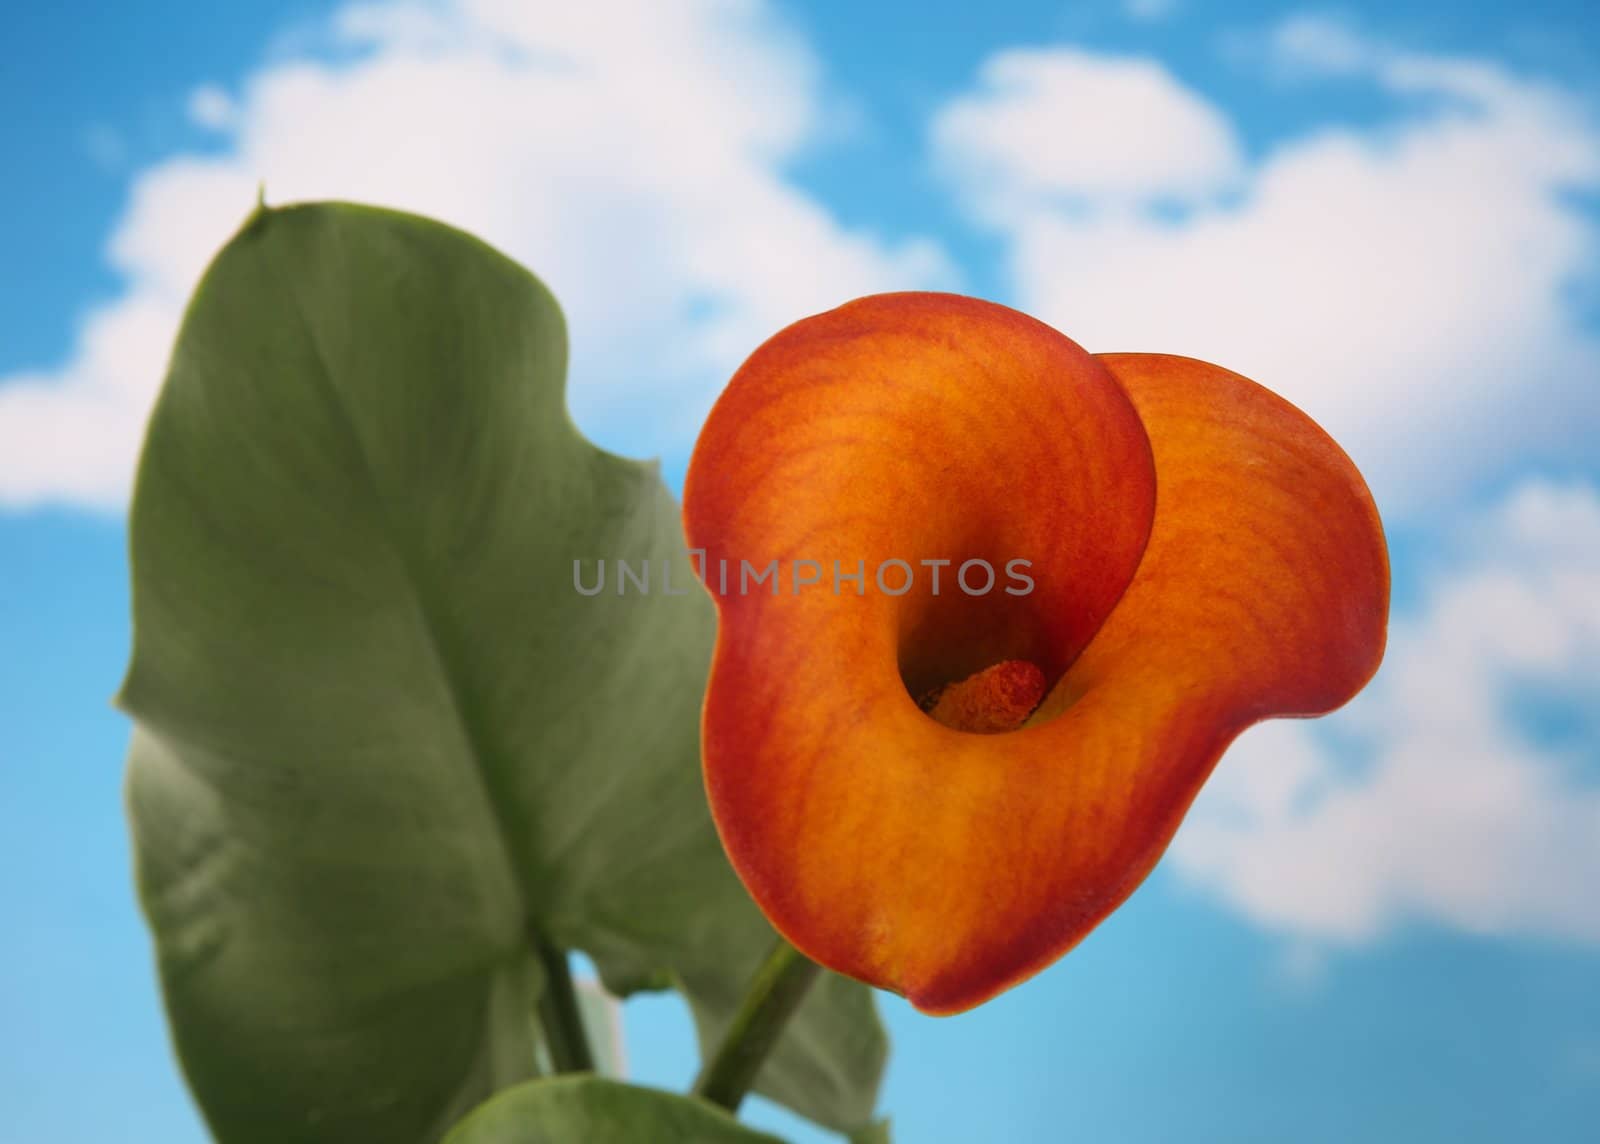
[120,201,884,1142]
[443,1077,784,1144]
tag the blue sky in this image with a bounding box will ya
[3,1,1599,1141]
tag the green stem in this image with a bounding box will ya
[533,938,595,1074]
[693,938,821,1114]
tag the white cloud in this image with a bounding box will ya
[933,49,1242,219]
[83,125,128,171]
[1173,480,1600,948]
[1261,13,1372,76]
[0,0,950,511]
[934,23,1600,514]
[186,84,238,132]
[1122,0,1179,25]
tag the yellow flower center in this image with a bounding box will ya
[920,660,1046,734]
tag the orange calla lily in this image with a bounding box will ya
[683,292,1388,1015]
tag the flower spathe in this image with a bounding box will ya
[683,293,1389,1014]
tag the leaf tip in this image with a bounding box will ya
[238,181,272,237]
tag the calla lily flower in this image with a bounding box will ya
[683,293,1388,1015]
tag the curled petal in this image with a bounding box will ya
[685,299,1388,1014]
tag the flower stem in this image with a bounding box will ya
[693,938,821,1113]
[533,938,595,1074]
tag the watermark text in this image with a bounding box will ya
[573,554,1034,597]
